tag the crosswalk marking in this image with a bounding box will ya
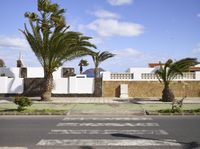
[0,148,28,149]
[49,129,168,135]
[63,117,152,121]
[37,116,180,147]
[57,122,159,127]
[37,139,181,146]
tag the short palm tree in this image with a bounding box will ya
[92,51,115,78]
[91,51,115,96]
[0,59,5,67]
[20,0,96,100]
[79,59,89,74]
[155,58,199,102]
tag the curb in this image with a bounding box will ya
[0,112,145,116]
[145,111,200,116]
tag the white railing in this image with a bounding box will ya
[110,73,134,80]
[174,72,195,79]
[141,73,157,80]
[102,71,200,81]
[141,72,196,80]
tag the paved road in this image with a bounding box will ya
[0,115,199,149]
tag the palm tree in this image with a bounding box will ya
[79,59,89,74]
[92,51,115,78]
[20,0,96,100]
[91,51,115,97]
[0,59,5,67]
[155,58,199,102]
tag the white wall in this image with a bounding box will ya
[0,77,23,94]
[0,67,20,78]
[53,67,62,78]
[52,78,68,94]
[128,67,155,73]
[27,67,44,78]
[26,67,62,78]
[75,78,94,94]
[0,77,7,93]
[7,78,24,93]
[0,75,94,94]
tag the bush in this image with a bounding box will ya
[13,96,32,111]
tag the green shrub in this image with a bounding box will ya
[13,96,32,111]
[158,108,181,113]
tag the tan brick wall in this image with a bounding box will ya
[102,81,200,97]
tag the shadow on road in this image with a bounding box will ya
[80,146,94,149]
[182,141,200,149]
[112,133,200,149]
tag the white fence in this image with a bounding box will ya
[0,67,94,94]
[52,76,94,94]
[0,76,94,94]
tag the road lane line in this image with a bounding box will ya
[37,139,181,146]
[57,122,159,127]
[49,129,168,135]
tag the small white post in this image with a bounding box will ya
[120,84,128,98]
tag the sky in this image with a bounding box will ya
[0,0,200,73]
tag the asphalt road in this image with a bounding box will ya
[0,115,199,149]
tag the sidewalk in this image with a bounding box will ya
[1,97,200,104]
[0,97,200,116]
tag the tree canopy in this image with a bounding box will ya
[20,0,96,100]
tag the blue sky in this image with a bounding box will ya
[0,0,200,72]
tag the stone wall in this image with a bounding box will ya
[102,81,200,97]
[23,78,45,96]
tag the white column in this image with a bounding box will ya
[102,72,111,81]
[68,76,76,93]
[195,72,200,80]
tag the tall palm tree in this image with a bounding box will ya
[20,0,96,100]
[79,59,89,74]
[92,51,115,78]
[155,58,199,102]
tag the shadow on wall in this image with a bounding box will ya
[23,78,45,97]
[115,85,120,97]
[0,69,24,94]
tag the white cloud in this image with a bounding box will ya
[113,48,142,57]
[100,48,144,72]
[107,0,133,6]
[0,36,29,50]
[83,19,144,37]
[93,9,120,19]
[193,44,200,53]
[89,37,103,45]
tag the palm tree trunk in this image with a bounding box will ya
[162,85,174,102]
[94,67,97,78]
[80,65,83,74]
[41,72,53,101]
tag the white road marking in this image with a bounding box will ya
[37,139,181,146]
[57,122,159,127]
[63,117,152,121]
[0,147,28,149]
[50,129,168,135]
